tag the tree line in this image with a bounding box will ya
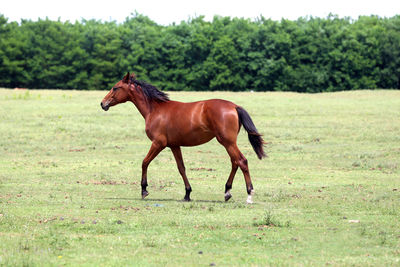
[0,13,399,92]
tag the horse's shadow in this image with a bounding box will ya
[104,197,225,203]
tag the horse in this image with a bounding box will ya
[101,73,266,203]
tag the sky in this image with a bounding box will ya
[2,0,399,25]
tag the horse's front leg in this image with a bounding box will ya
[141,142,165,199]
[171,146,192,201]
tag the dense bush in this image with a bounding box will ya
[0,13,399,92]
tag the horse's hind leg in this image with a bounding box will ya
[224,143,254,204]
[171,147,192,201]
[224,160,238,201]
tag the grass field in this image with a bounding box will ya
[0,89,399,266]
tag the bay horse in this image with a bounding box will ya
[101,73,266,203]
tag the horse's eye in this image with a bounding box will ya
[113,87,119,92]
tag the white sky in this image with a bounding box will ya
[2,0,399,25]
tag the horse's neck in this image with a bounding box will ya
[130,91,154,119]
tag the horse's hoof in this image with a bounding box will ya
[183,197,191,202]
[142,191,149,199]
[246,189,255,204]
[225,192,232,201]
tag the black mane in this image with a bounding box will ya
[132,79,169,103]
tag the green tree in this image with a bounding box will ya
[0,15,29,87]
[1,13,399,92]
[379,16,400,89]
[203,35,241,90]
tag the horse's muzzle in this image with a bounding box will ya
[100,102,109,111]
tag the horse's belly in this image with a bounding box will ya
[167,127,215,147]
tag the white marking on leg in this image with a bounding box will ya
[225,190,231,198]
[246,189,255,204]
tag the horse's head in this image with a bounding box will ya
[100,72,136,111]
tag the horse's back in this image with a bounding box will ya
[176,98,239,133]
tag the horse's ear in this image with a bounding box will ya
[122,72,130,83]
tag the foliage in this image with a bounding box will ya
[0,89,399,265]
[0,13,400,91]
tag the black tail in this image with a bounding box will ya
[236,106,266,160]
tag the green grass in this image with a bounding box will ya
[0,89,399,266]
